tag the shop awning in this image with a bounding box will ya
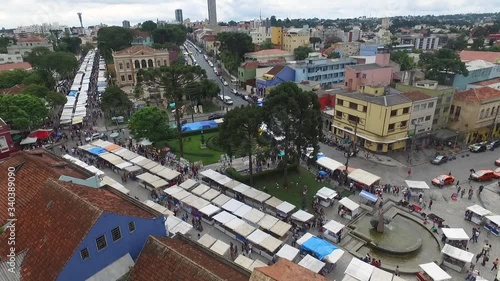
[234,255,253,269]
[359,190,378,202]
[348,169,380,186]
[242,208,265,225]
[233,204,252,218]
[344,257,375,281]
[258,215,279,230]
[211,194,231,207]
[370,267,393,281]
[210,240,230,256]
[467,205,491,217]
[233,183,251,193]
[339,197,359,211]
[419,262,452,281]
[441,228,469,240]
[191,184,210,196]
[276,201,295,214]
[405,180,431,189]
[264,197,283,209]
[213,211,236,225]
[20,137,37,145]
[298,254,325,274]
[222,199,244,213]
[199,204,220,217]
[486,215,500,226]
[441,244,474,263]
[201,189,220,201]
[316,157,343,171]
[270,220,292,237]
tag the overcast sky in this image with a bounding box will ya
[1,0,498,29]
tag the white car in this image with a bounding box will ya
[231,89,238,95]
[223,81,228,86]
[85,133,103,142]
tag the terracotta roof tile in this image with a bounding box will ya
[0,62,32,73]
[114,45,167,56]
[460,51,500,63]
[0,84,28,95]
[0,150,90,223]
[247,49,292,56]
[454,87,500,103]
[131,29,151,38]
[266,65,286,76]
[252,259,329,281]
[401,91,433,101]
[472,77,500,86]
[129,236,249,281]
[17,36,46,43]
[241,61,259,69]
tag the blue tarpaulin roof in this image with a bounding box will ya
[359,190,378,202]
[88,147,107,155]
[181,120,218,132]
[68,90,79,97]
[301,236,338,260]
[317,153,325,159]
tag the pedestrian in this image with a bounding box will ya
[492,258,499,271]
[394,265,400,276]
[429,199,433,210]
[482,253,489,266]
[457,185,461,194]
[461,188,466,198]
[479,185,484,194]
[476,252,483,263]
[407,168,412,178]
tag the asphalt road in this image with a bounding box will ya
[185,42,248,107]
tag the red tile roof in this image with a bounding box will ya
[454,87,500,103]
[114,45,166,56]
[460,51,500,63]
[247,49,292,56]
[129,236,249,281]
[0,84,28,95]
[201,34,216,41]
[241,61,259,69]
[0,62,32,73]
[472,77,500,86]
[401,91,433,101]
[0,150,90,223]
[251,259,329,281]
[17,36,46,43]
[266,65,286,76]
[131,29,151,38]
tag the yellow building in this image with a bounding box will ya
[282,28,310,52]
[448,87,500,144]
[333,86,412,153]
[271,27,283,46]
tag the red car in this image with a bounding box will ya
[432,175,455,186]
[471,170,500,181]
[495,158,500,166]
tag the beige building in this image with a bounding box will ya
[112,46,169,86]
[7,36,53,57]
[282,27,310,52]
[244,49,294,62]
[448,87,500,144]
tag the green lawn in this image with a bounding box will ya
[252,166,326,212]
[158,132,223,165]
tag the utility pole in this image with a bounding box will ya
[488,108,500,140]
[345,116,359,173]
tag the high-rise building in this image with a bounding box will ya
[175,9,183,23]
[207,0,217,25]
[77,12,83,28]
[122,20,131,29]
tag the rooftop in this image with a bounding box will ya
[454,87,500,103]
[0,62,32,73]
[0,84,27,95]
[251,259,329,281]
[246,49,293,57]
[401,91,434,101]
[128,236,249,281]
[114,45,167,56]
[347,63,391,71]
[460,50,500,63]
[17,36,47,43]
[241,61,259,69]
[131,29,150,38]
[465,60,497,71]
[472,77,500,86]
[338,89,412,107]
[266,65,286,76]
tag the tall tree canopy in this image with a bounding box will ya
[151,25,186,45]
[0,68,55,90]
[137,65,206,156]
[186,79,220,102]
[419,48,468,84]
[293,46,313,60]
[39,51,78,87]
[21,84,67,107]
[0,94,49,130]
[97,26,133,61]
[263,82,322,187]
[390,51,415,71]
[220,105,263,184]
[259,39,274,50]
[25,46,52,67]
[309,37,322,49]
[100,85,133,117]
[57,36,82,54]
[216,32,254,72]
[141,20,158,32]
[129,106,173,142]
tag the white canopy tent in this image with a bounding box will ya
[242,208,265,226]
[222,199,244,213]
[370,267,393,281]
[223,180,240,190]
[166,216,193,235]
[296,232,315,246]
[20,137,37,145]
[291,210,314,223]
[348,169,381,186]
[467,205,491,217]
[233,183,251,194]
[344,257,375,281]
[486,215,500,226]
[254,192,271,204]
[339,197,360,211]
[242,188,260,200]
[298,254,325,274]
[419,262,452,281]
[212,211,236,225]
[264,197,283,209]
[190,197,210,211]
[441,244,474,263]
[323,220,345,234]
[201,188,221,201]
[405,180,431,189]
[210,240,230,256]
[164,186,183,196]
[124,165,142,173]
[275,244,300,262]
[149,165,165,175]
[260,235,283,254]
[316,187,338,200]
[179,179,198,190]
[258,215,279,230]
[142,200,174,216]
[156,168,180,181]
[441,228,469,240]
[234,255,253,270]
[247,229,269,245]
[199,204,221,217]
[191,184,211,196]
[197,233,217,248]
[171,190,191,201]
[233,204,252,218]
[211,194,231,207]
[150,179,168,189]
[316,157,343,171]
[269,220,292,238]
[276,201,295,215]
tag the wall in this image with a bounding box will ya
[294,60,353,88]
[57,214,166,281]
[453,65,500,91]
[271,27,282,46]
[360,45,379,56]
[238,67,257,83]
[256,66,295,94]
[467,82,500,90]
[409,98,437,134]
[318,94,336,110]
[449,99,500,143]
[282,33,310,52]
[0,54,23,64]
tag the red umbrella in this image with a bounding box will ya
[28,129,52,140]
[161,147,170,152]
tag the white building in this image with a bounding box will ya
[415,36,440,50]
[0,54,23,65]
[402,91,438,134]
[7,36,53,57]
[250,26,271,44]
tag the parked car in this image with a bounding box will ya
[470,169,500,181]
[468,141,487,150]
[222,96,233,105]
[487,139,500,150]
[495,158,500,166]
[223,81,228,86]
[431,174,455,186]
[208,113,225,120]
[85,133,104,142]
[231,89,238,95]
[469,144,487,153]
[431,155,448,165]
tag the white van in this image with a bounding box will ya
[223,96,233,105]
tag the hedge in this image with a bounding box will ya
[225,162,298,184]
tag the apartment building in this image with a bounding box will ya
[282,27,310,52]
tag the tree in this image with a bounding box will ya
[471,37,486,51]
[217,32,254,72]
[137,65,206,157]
[293,46,313,60]
[419,48,469,84]
[173,55,186,65]
[38,51,78,88]
[0,37,10,53]
[390,51,415,71]
[97,26,133,62]
[128,107,173,142]
[58,36,82,53]
[220,105,263,184]
[25,46,51,68]
[186,79,220,102]
[327,52,341,59]
[309,37,321,49]
[488,46,500,52]
[152,25,186,46]
[270,16,278,27]
[263,82,322,188]
[0,94,49,130]
[100,85,133,117]
[260,39,274,50]
[141,20,158,32]
[81,42,95,55]
[22,69,56,90]
[21,84,67,107]
[228,21,237,26]
[186,27,194,33]
[445,35,468,51]
[0,69,30,88]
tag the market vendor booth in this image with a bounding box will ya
[275,244,300,263]
[316,156,343,175]
[211,194,231,207]
[264,197,283,216]
[298,254,325,274]
[242,208,266,227]
[291,210,315,226]
[276,201,296,220]
[198,204,221,224]
[441,228,469,250]
[321,220,345,244]
[465,204,491,225]
[200,188,221,202]
[358,190,378,207]
[417,262,452,281]
[315,187,338,207]
[347,169,381,190]
[484,215,500,236]
[441,244,474,272]
[338,198,360,220]
[343,257,374,281]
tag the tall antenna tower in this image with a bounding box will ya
[77,12,83,28]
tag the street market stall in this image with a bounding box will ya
[316,156,343,172]
[222,199,244,213]
[234,255,253,270]
[275,244,300,262]
[344,257,375,281]
[315,187,338,207]
[142,200,174,217]
[201,188,221,201]
[405,180,431,190]
[191,184,211,196]
[465,205,491,225]
[179,179,199,190]
[233,204,252,218]
[226,218,255,241]
[291,210,315,226]
[275,201,296,220]
[338,197,360,220]
[123,165,142,174]
[156,168,181,181]
[298,254,325,274]
[210,240,230,257]
[213,211,237,232]
[136,172,166,190]
[269,220,292,240]
[252,191,272,208]
[484,215,500,236]
[441,228,469,249]
[321,220,345,244]
[417,262,452,281]
[180,194,199,213]
[242,208,266,227]
[441,243,474,272]
[359,190,378,206]
[171,190,191,204]
[370,267,393,281]
[165,216,193,237]
[296,232,315,247]
[211,194,231,207]
[249,230,283,260]
[197,233,217,248]
[264,197,283,216]
[223,180,241,197]
[233,183,252,199]
[348,169,381,190]
[198,204,221,224]
[258,214,279,231]
[300,235,345,264]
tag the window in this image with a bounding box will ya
[120,75,125,82]
[126,62,130,69]
[486,108,490,117]
[413,104,420,112]
[80,248,90,261]
[402,107,410,114]
[362,74,367,78]
[433,119,438,125]
[390,109,397,117]
[446,96,452,103]
[388,123,395,131]
[400,121,408,128]
[0,136,10,153]
[348,114,358,123]
[425,115,431,121]
[128,221,136,232]
[443,106,449,114]
[362,106,367,112]
[450,105,455,114]
[411,118,417,124]
[163,60,167,65]
[111,227,122,242]
[349,102,358,110]
[418,117,424,123]
[336,110,343,118]
[119,63,123,70]
[96,235,107,251]
[420,103,426,110]
[128,75,132,81]
[134,60,140,68]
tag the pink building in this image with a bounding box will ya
[344,53,395,92]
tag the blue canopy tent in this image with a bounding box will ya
[301,236,338,260]
[68,90,79,97]
[316,152,325,159]
[359,190,378,203]
[87,147,107,155]
[318,171,327,176]
[181,120,218,132]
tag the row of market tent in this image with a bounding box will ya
[316,156,382,188]
[466,204,500,236]
[61,50,98,126]
[78,139,181,190]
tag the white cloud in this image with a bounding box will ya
[1,0,499,28]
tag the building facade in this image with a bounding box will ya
[468,78,500,90]
[344,52,394,92]
[291,58,355,88]
[207,0,217,25]
[452,60,500,91]
[448,87,500,144]
[333,86,412,153]
[7,36,53,57]
[175,9,183,23]
[399,34,440,50]
[401,91,437,135]
[0,118,15,159]
[244,49,294,62]
[0,53,23,64]
[256,65,295,96]
[122,20,131,28]
[271,26,283,46]
[250,26,271,44]
[113,46,169,86]
[331,42,361,57]
[395,80,455,130]
[282,27,310,52]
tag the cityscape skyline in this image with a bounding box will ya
[0,0,499,29]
